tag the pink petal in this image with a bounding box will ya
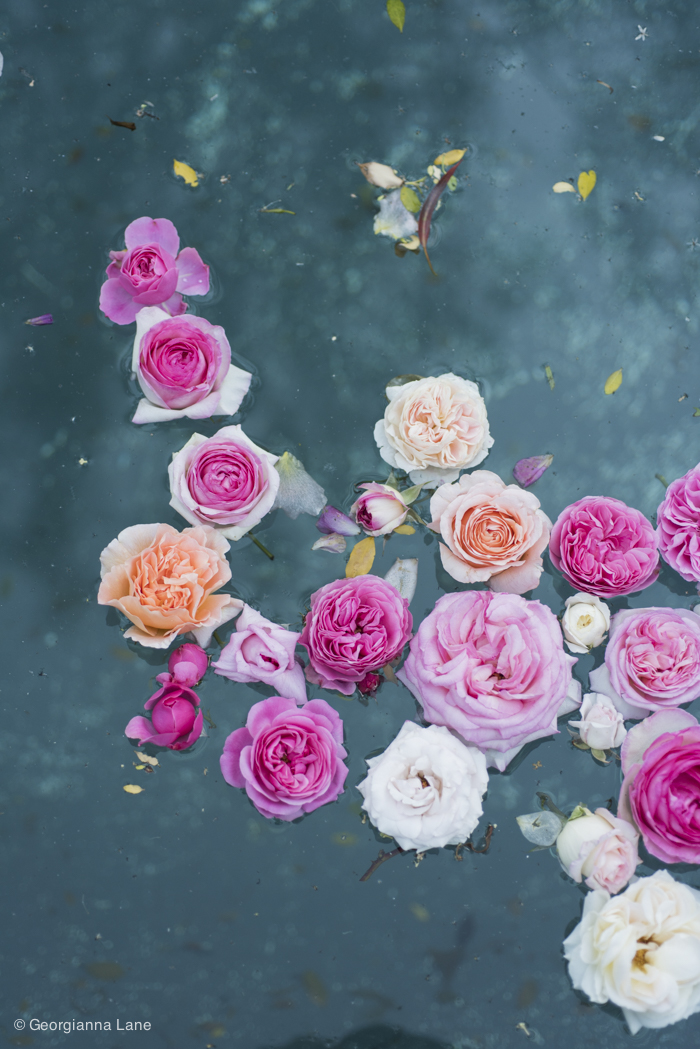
[620,708,699,774]
[513,455,553,488]
[175,247,210,296]
[124,216,180,256]
[489,555,543,594]
[99,278,138,325]
[159,291,188,317]
[124,716,153,742]
[246,696,297,737]
[220,728,253,788]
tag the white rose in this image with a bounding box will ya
[357,722,489,852]
[564,870,700,1034]
[569,693,627,750]
[373,373,494,484]
[562,593,610,653]
[556,807,639,894]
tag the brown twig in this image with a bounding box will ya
[464,823,494,855]
[359,846,404,882]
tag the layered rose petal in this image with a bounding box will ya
[656,463,700,582]
[125,682,203,750]
[213,605,307,705]
[156,642,209,688]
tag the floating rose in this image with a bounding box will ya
[125,682,203,750]
[156,643,208,688]
[569,693,626,751]
[656,462,700,585]
[556,807,640,894]
[561,593,610,653]
[351,483,409,536]
[213,605,307,705]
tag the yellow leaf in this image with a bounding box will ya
[544,364,555,390]
[173,159,199,187]
[386,0,405,32]
[578,170,596,200]
[123,784,144,794]
[134,765,145,771]
[400,186,421,213]
[394,524,415,535]
[434,148,466,167]
[346,537,375,577]
[409,902,430,922]
[552,181,576,193]
[135,751,159,766]
[604,369,623,395]
[260,208,296,214]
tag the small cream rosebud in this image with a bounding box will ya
[556,809,610,872]
[569,693,626,751]
[556,807,640,895]
[562,593,610,653]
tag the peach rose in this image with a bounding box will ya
[373,373,493,484]
[428,470,552,593]
[98,523,242,649]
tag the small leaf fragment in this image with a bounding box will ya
[394,524,415,535]
[591,748,610,763]
[123,784,143,794]
[544,364,555,390]
[513,454,553,488]
[383,662,398,684]
[134,764,145,770]
[604,369,623,395]
[400,186,422,213]
[356,162,404,190]
[346,536,376,578]
[516,811,565,847]
[434,148,466,167]
[394,235,420,257]
[694,408,700,417]
[173,159,199,187]
[552,181,576,194]
[401,483,424,505]
[577,170,596,200]
[386,0,405,32]
[572,738,591,750]
[135,751,159,766]
[260,208,295,214]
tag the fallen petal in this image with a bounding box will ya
[25,314,53,326]
[272,451,327,520]
[356,161,404,189]
[552,181,576,193]
[513,454,553,488]
[312,533,347,554]
[317,505,360,536]
[384,557,418,604]
[516,810,565,847]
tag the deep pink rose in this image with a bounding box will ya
[656,463,700,584]
[299,576,413,695]
[99,216,209,325]
[212,605,307,704]
[156,643,208,689]
[549,496,659,597]
[220,696,348,820]
[125,682,203,750]
[397,590,580,771]
[590,607,700,719]
[618,709,700,864]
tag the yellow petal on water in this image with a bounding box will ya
[173,159,199,187]
[604,369,623,395]
[386,0,405,32]
[394,524,415,534]
[356,161,404,189]
[409,902,430,922]
[135,751,159,766]
[544,365,555,390]
[578,170,596,200]
[400,186,421,213]
[434,148,466,167]
[394,235,420,258]
[346,536,375,577]
[552,181,576,193]
[123,784,144,794]
[134,765,145,771]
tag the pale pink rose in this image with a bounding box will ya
[97,523,242,649]
[351,483,409,536]
[569,693,626,750]
[428,470,551,594]
[212,605,307,705]
[557,808,641,895]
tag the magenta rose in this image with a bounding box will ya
[156,643,208,688]
[220,696,348,820]
[168,426,279,540]
[99,216,209,325]
[125,682,203,750]
[397,590,580,771]
[589,607,700,719]
[131,307,252,425]
[656,463,700,584]
[618,709,700,863]
[299,575,413,695]
[549,496,659,597]
[213,605,307,704]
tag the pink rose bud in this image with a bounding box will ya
[512,454,553,488]
[358,672,381,695]
[556,807,641,894]
[316,505,361,536]
[158,643,208,688]
[125,683,203,751]
[351,483,409,536]
[25,314,53,326]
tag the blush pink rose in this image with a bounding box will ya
[156,643,208,688]
[351,483,409,536]
[125,682,203,750]
[212,605,307,705]
[97,522,242,649]
[428,470,552,593]
[220,696,348,820]
[168,427,279,540]
[589,607,700,719]
[299,575,413,695]
[99,216,209,324]
[556,808,640,894]
[549,496,659,597]
[131,307,252,425]
[656,463,700,584]
[397,590,580,771]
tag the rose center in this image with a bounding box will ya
[577,614,593,629]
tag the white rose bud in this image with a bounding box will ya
[557,807,640,895]
[569,693,627,751]
[557,808,612,872]
[561,593,610,653]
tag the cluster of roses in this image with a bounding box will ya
[98,220,700,1036]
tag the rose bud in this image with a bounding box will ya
[156,643,208,689]
[561,593,610,653]
[351,483,409,537]
[357,672,381,696]
[569,693,626,751]
[556,807,640,895]
[316,505,360,536]
[125,683,203,751]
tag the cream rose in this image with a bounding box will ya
[569,693,626,750]
[562,593,610,653]
[98,523,242,648]
[564,871,700,1034]
[556,807,640,894]
[373,373,493,484]
[357,721,489,852]
[428,470,551,593]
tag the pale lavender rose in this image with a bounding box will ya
[99,216,209,325]
[212,605,307,705]
[589,607,700,719]
[131,307,252,424]
[556,808,640,894]
[220,696,348,820]
[168,426,279,540]
[299,576,413,695]
[156,642,208,688]
[125,682,203,750]
[398,590,580,771]
[569,693,626,750]
[656,463,700,584]
[351,483,409,536]
[549,495,659,597]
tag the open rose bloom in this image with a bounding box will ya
[398,590,580,770]
[131,307,252,424]
[561,593,610,653]
[373,373,493,484]
[97,523,242,648]
[556,808,640,894]
[125,682,203,751]
[213,604,307,705]
[99,216,209,324]
[428,470,551,593]
[656,462,700,584]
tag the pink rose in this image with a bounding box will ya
[220,696,348,820]
[656,463,700,584]
[556,808,640,894]
[428,470,551,594]
[156,643,208,688]
[131,307,252,425]
[549,496,659,597]
[351,483,409,536]
[97,523,242,649]
[397,591,580,771]
[168,427,279,540]
[212,605,307,705]
[618,708,700,864]
[589,607,700,719]
[569,693,626,750]
[299,576,413,695]
[125,682,203,750]
[99,216,209,325]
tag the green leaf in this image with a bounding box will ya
[387,0,405,32]
[400,185,421,213]
[591,748,610,764]
[401,483,424,505]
